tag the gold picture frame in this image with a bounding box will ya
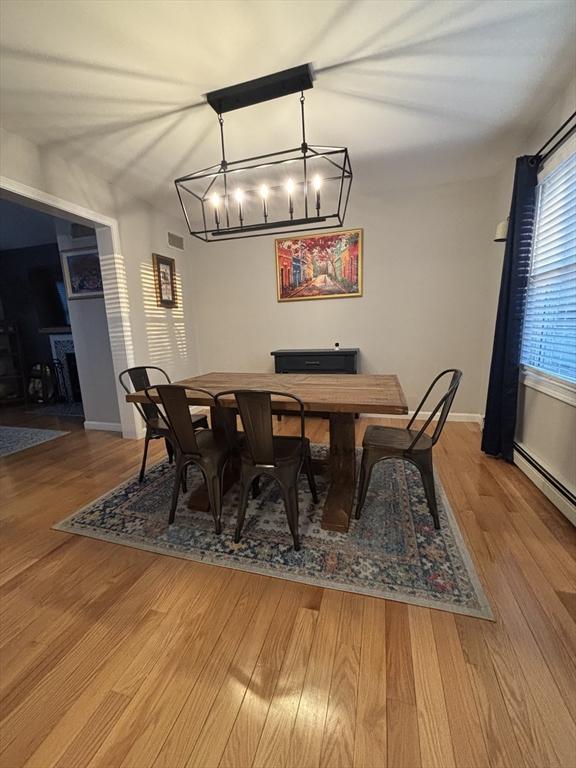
[275,228,363,302]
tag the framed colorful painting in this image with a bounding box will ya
[275,229,362,302]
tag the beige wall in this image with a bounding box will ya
[190,172,499,414]
[0,123,506,418]
[2,69,573,486]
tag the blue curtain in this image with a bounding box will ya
[482,156,540,461]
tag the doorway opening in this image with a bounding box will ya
[0,181,140,439]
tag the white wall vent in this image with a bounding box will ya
[167,232,184,251]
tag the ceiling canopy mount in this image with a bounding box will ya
[205,63,314,114]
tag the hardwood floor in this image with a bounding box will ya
[0,410,575,768]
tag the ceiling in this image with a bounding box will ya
[0,0,574,218]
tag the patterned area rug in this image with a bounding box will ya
[54,446,492,619]
[0,425,70,457]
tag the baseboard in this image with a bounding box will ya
[361,412,483,424]
[84,420,123,433]
[513,446,576,526]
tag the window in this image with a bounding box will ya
[521,149,576,385]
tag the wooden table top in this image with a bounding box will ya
[127,372,408,415]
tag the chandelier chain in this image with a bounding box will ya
[300,91,306,149]
[218,113,227,167]
[218,114,230,226]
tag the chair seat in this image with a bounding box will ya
[148,417,170,435]
[149,412,207,436]
[362,424,432,452]
[193,428,225,452]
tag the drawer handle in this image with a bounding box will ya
[305,360,320,366]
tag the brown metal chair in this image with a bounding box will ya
[355,369,462,529]
[145,384,229,532]
[119,366,208,482]
[215,389,318,551]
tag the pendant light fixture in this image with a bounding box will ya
[174,64,352,242]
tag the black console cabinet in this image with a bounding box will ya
[271,348,359,375]
[271,348,359,419]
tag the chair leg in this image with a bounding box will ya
[205,470,224,535]
[304,448,318,503]
[169,458,184,524]
[235,471,254,543]
[355,451,376,519]
[251,476,261,499]
[413,452,440,529]
[181,464,187,493]
[279,478,300,551]
[285,484,300,551]
[165,438,174,464]
[139,434,151,483]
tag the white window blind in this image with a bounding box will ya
[521,149,576,384]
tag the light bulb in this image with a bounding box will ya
[259,184,269,200]
[286,178,295,195]
[210,193,220,208]
[234,189,244,203]
[313,175,322,191]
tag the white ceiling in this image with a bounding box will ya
[0,0,574,217]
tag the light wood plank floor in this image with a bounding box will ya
[0,409,575,768]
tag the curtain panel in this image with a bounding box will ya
[482,156,540,461]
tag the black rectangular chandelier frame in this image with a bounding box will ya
[174,64,353,242]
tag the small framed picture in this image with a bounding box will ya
[61,248,104,300]
[153,254,177,307]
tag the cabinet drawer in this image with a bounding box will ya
[275,353,356,373]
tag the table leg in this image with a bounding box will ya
[187,406,239,512]
[321,412,356,532]
[210,405,237,442]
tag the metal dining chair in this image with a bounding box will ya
[355,369,463,529]
[145,384,230,532]
[215,389,318,551]
[119,366,208,482]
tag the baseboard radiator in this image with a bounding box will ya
[513,442,576,525]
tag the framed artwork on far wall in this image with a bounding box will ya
[61,248,104,300]
[275,228,362,302]
[153,253,177,307]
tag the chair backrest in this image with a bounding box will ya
[408,369,463,449]
[145,384,213,455]
[119,366,170,425]
[215,389,305,467]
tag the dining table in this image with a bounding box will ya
[126,371,408,532]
